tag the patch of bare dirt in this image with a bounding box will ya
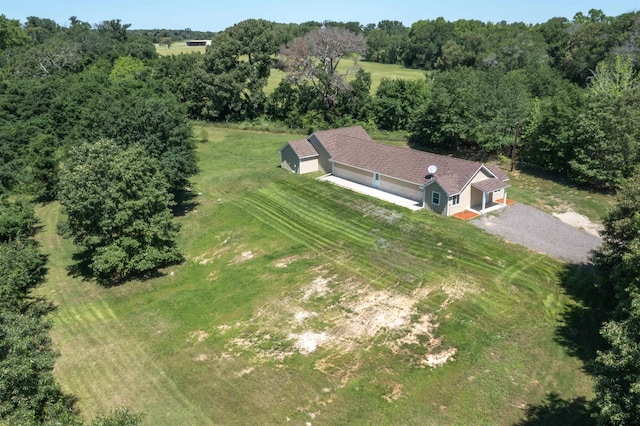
[274,254,312,268]
[229,250,256,264]
[211,273,479,423]
[362,205,404,224]
[422,348,458,368]
[193,234,232,265]
[382,383,403,403]
[553,211,603,238]
[290,331,328,354]
[235,367,254,377]
[186,330,209,344]
[219,275,474,369]
[301,276,332,300]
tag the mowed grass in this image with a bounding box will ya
[155,42,207,55]
[506,168,614,224]
[36,125,595,425]
[155,43,425,94]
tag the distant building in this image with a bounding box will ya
[186,40,211,47]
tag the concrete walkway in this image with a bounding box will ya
[317,175,423,211]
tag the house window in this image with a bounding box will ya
[431,191,440,206]
[450,194,460,206]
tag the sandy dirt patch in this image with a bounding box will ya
[382,383,404,403]
[290,331,328,354]
[235,367,254,377]
[274,254,312,268]
[193,234,232,264]
[220,276,472,369]
[186,330,209,344]
[229,250,256,264]
[211,274,479,423]
[301,276,332,300]
[553,211,602,237]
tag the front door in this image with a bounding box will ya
[373,173,380,189]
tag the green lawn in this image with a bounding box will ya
[155,43,425,94]
[37,125,597,424]
[155,42,207,55]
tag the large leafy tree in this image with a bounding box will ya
[519,79,585,173]
[193,19,281,121]
[373,77,429,130]
[569,56,640,190]
[409,67,530,154]
[57,140,182,284]
[0,197,77,424]
[363,20,408,64]
[404,18,455,69]
[592,174,640,424]
[76,83,197,194]
[0,14,31,53]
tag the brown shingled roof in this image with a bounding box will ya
[313,127,501,195]
[287,139,319,159]
[472,178,510,192]
[487,164,509,182]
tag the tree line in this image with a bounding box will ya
[1,9,640,424]
[144,10,640,190]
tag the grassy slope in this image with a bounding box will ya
[155,43,425,94]
[37,126,596,425]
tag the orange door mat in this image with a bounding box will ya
[495,198,516,205]
[453,210,480,220]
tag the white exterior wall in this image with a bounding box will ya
[333,163,373,186]
[447,188,470,216]
[280,145,319,174]
[299,158,319,174]
[379,175,423,202]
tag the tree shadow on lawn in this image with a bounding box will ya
[555,263,608,370]
[515,393,596,426]
[172,188,199,217]
[67,249,181,288]
[517,263,606,425]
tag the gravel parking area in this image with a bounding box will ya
[471,203,602,264]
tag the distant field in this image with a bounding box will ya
[155,42,207,55]
[155,42,425,93]
[38,125,598,424]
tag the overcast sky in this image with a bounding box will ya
[2,0,638,31]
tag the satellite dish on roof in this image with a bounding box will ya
[428,165,437,175]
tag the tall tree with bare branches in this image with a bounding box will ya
[278,26,366,111]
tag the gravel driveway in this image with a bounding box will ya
[471,203,602,264]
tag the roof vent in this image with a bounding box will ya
[427,165,437,177]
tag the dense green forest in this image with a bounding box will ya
[0,9,639,424]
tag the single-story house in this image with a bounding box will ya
[279,126,510,216]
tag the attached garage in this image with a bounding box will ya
[279,139,320,174]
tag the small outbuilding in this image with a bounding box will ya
[186,40,212,46]
[279,126,510,216]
